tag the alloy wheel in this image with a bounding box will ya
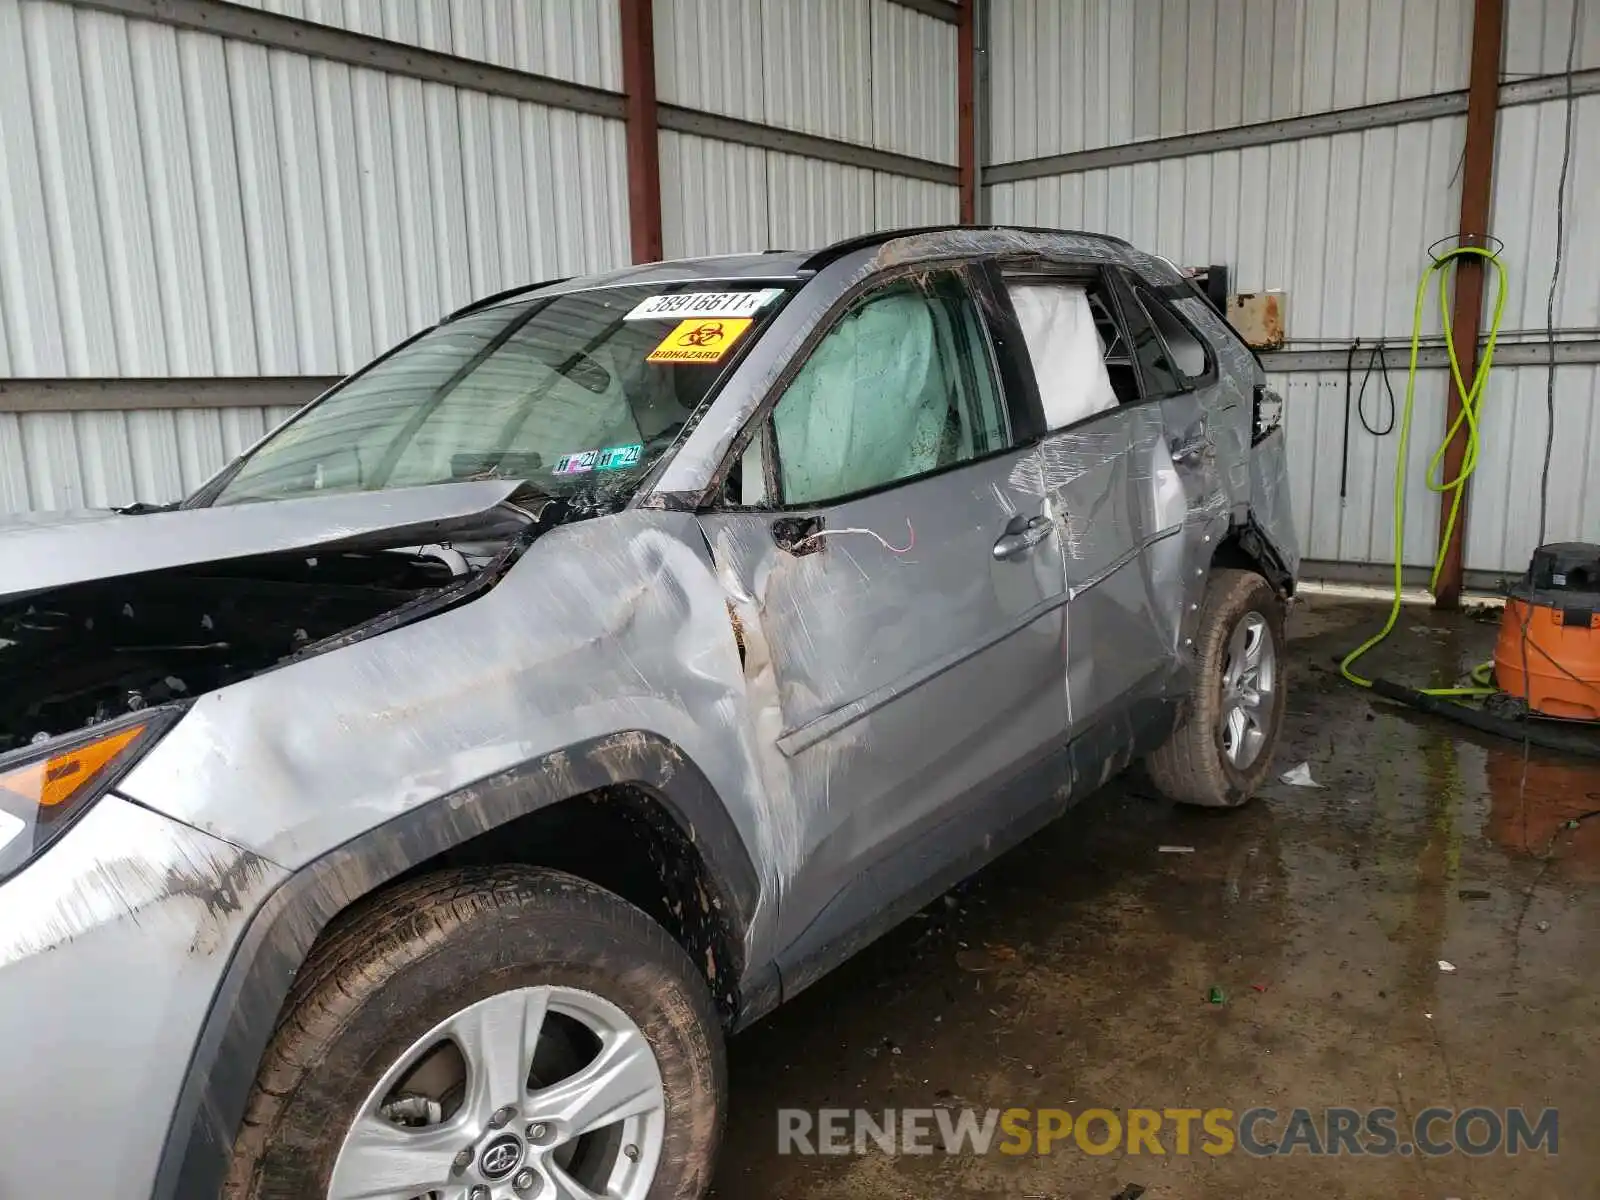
[1218,610,1276,769]
[328,985,666,1200]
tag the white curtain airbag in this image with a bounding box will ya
[1008,284,1118,430]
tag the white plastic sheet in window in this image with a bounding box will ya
[1007,284,1119,431]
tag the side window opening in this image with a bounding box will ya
[1116,283,1187,398]
[737,272,1012,509]
[1084,289,1142,406]
[1134,286,1212,382]
[1001,275,1140,431]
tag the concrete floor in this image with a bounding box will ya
[709,596,1600,1199]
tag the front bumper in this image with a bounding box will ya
[0,793,283,1198]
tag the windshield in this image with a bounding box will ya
[206,282,791,507]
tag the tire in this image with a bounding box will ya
[1146,568,1288,808]
[225,865,725,1200]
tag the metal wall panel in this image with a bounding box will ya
[661,131,959,258]
[1490,93,1599,331]
[1504,0,1600,77]
[1465,364,1600,574]
[988,0,1475,164]
[655,0,766,124]
[870,0,958,163]
[1271,367,1449,570]
[655,0,957,162]
[660,131,771,258]
[0,0,631,383]
[218,0,623,90]
[989,115,1468,342]
[761,0,873,148]
[0,405,299,512]
[763,150,877,248]
[1272,364,1600,576]
[873,171,961,228]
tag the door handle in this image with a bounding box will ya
[993,514,1054,560]
[1170,435,1211,464]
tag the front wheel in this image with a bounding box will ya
[1146,568,1288,808]
[225,866,725,1200]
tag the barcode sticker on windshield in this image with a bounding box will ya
[623,288,781,321]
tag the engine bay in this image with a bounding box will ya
[0,545,490,756]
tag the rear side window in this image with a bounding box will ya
[1119,290,1187,398]
[1004,281,1122,429]
[1131,286,1214,386]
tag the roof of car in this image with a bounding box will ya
[448,225,1142,320]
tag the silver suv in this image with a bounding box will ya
[0,227,1297,1199]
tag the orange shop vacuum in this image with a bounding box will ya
[1366,542,1600,760]
[1493,542,1600,721]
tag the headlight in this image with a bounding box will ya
[0,708,179,883]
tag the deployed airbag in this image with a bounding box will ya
[1008,283,1119,430]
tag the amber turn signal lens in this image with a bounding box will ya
[0,723,146,810]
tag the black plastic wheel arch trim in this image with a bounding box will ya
[149,730,761,1200]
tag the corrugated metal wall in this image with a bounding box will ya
[220,0,624,90]
[0,0,958,514]
[660,132,958,259]
[0,0,630,380]
[987,0,1599,577]
[0,405,299,512]
[655,0,958,258]
[656,0,957,162]
[989,0,1473,162]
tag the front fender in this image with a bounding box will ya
[148,730,760,1200]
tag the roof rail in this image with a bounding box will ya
[797,224,1137,273]
[445,278,573,322]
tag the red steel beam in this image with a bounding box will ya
[1434,0,1504,608]
[957,0,976,223]
[620,0,663,264]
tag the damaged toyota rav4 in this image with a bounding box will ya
[0,227,1297,1199]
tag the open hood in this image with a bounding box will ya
[0,480,530,603]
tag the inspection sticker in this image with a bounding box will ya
[554,443,643,475]
[624,288,780,322]
[647,318,753,364]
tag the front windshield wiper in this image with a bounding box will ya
[113,499,181,515]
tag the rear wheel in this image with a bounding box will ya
[1146,568,1287,808]
[225,866,725,1200]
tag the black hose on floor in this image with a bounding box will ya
[1369,676,1600,760]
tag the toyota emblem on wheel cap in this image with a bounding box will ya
[478,1134,524,1180]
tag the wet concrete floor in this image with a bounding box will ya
[710,596,1600,1198]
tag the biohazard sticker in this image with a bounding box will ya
[646,318,753,364]
[624,288,780,321]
